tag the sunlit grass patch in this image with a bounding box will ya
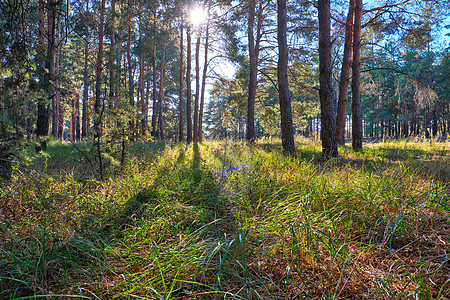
[0,139,448,298]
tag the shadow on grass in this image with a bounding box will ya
[130,140,168,159]
[257,141,322,161]
[116,142,222,236]
[0,223,104,298]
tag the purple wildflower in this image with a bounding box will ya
[214,165,251,176]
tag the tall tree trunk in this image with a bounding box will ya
[318,0,338,158]
[277,0,296,156]
[145,66,150,134]
[46,0,56,137]
[246,0,263,143]
[36,0,49,137]
[71,95,76,141]
[81,0,90,139]
[151,15,158,137]
[139,1,146,135]
[76,93,81,141]
[115,1,124,102]
[109,0,116,109]
[198,5,211,143]
[186,25,193,143]
[246,0,257,143]
[351,0,363,151]
[49,0,58,138]
[336,0,354,145]
[90,68,95,132]
[94,0,106,138]
[140,58,147,135]
[56,16,63,139]
[82,34,89,137]
[193,27,202,142]
[127,0,134,136]
[158,40,167,139]
[179,22,184,142]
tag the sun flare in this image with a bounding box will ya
[190,6,206,27]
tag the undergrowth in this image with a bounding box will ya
[0,139,448,299]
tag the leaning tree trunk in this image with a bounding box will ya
[318,0,338,158]
[186,25,193,144]
[277,0,296,156]
[351,0,363,152]
[336,0,354,145]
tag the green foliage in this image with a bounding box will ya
[0,121,32,181]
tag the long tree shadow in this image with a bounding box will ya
[115,143,222,236]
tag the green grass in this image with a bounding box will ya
[0,138,448,299]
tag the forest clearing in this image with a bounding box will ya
[0,139,448,299]
[1,0,450,298]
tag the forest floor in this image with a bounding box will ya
[0,138,449,299]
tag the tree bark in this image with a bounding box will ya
[36,0,49,137]
[277,0,296,156]
[158,40,167,139]
[246,0,263,143]
[49,0,58,138]
[193,27,202,142]
[127,0,134,135]
[71,95,76,141]
[115,1,124,102]
[179,22,184,142]
[186,25,193,144]
[351,0,363,151]
[139,1,147,135]
[151,15,158,137]
[56,15,63,139]
[246,0,257,143]
[144,65,150,134]
[109,0,116,109]
[198,4,211,143]
[94,0,106,138]
[318,0,338,158]
[76,92,80,141]
[82,0,89,139]
[336,0,354,145]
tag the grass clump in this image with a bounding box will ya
[0,139,448,299]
